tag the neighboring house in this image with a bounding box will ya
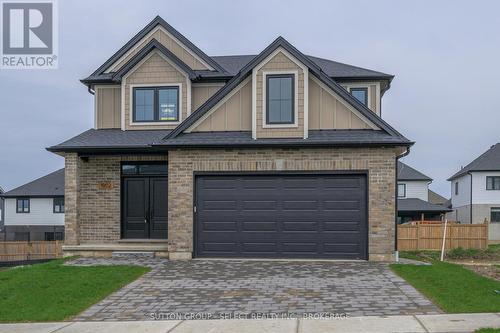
[47,16,412,261]
[428,189,448,205]
[1,169,65,241]
[397,161,451,223]
[0,186,4,231]
[448,143,500,241]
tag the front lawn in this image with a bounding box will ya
[391,261,500,313]
[0,259,149,322]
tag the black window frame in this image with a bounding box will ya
[266,74,295,125]
[397,183,406,198]
[16,198,30,213]
[486,176,500,190]
[455,182,459,195]
[53,197,65,213]
[491,207,500,223]
[44,231,64,241]
[349,87,368,106]
[121,162,168,176]
[132,86,180,123]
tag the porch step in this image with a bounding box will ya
[112,251,155,259]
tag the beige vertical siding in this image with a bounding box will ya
[256,51,304,138]
[369,84,377,111]
[109,27,209,72]
[192,79,252,132]
[308,78,372,130]
[124,52,188,130]
[95,86,121,129]
[191,84,224,112]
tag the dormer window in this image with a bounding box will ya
[350,87,368,106]
[266,74,294,125]
[133,86,179,123]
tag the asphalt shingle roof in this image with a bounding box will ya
[448,143,500,180]
[397,161,432,181]
[428,189,448,205]
[211,55,393,79]
[2,169,65,197]
[398,198,452,213]
[47,129,411,152]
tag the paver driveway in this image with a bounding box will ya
[68,258,440,321]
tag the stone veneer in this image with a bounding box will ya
[64,147,398,261]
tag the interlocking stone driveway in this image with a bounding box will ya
[67,258,440,321]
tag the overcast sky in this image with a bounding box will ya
[1,0,499,196]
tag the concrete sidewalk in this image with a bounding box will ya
[0,313,498,333]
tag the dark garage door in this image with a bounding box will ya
[195,174,367,259]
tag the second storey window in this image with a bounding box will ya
[133,86,179,123]
[350,87,368,106]
[486,176,500,190]
[397,183,406,198]
[455,182,459,195]
[53,197,65,213]
[16,198,30,213]
[266,74,294,125]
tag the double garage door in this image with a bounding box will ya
[195,173,368,260]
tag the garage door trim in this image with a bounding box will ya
[193,170,369,259]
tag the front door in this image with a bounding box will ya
[122,177,168,239]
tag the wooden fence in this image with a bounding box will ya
[397,222,488,251]
[0,241,63,262]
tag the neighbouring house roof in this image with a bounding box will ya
[1,169,65,198]
[81,16,393,86]
[0,186,4,194]
[397,161,432,181]
[448,143,500,180]
[398,198,452,213]
[428,189,448,205]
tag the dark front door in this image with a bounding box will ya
[122,177,168,239]
[195,174,368,259]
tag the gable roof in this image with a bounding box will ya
[2,169,65,198]
[211,54,394,80]
[112,39,198,81]
[86,16,226,80]
[398,161,432,181]
[164,36,409,142]
[448,143,500,180]
[428,189,448,205]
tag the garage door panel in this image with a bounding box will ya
[242,221,278,231]
[195,174,367,259]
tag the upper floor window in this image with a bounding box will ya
[455,182,459,195]
[133,86,179,123]
[350,87,368,106]
[397,183,406,198]
[266,74,294,125]
[53,197,65,213]
[486,176,500,190]
[16,198,30,213]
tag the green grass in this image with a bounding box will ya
[475,329,500,333]
[390,261,500,313]
[400,244,500,262]
[0,259,149,322]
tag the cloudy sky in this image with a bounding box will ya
[1,0,499,196]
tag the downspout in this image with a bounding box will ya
[468,171,473,224]
[394,147,411,261]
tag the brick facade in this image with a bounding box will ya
[64,147,398,261]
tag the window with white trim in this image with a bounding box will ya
[397,183,406,198]
[133,86,179,122]
[266,74,294,125]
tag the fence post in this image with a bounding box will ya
[416,222,420,250]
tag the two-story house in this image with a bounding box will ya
[0,185,4,231]
[47,16,412,261]
[448,143,500,241]
[397,161,450,223]
[1,169,65,241]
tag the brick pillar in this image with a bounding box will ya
[64,153,81,245]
